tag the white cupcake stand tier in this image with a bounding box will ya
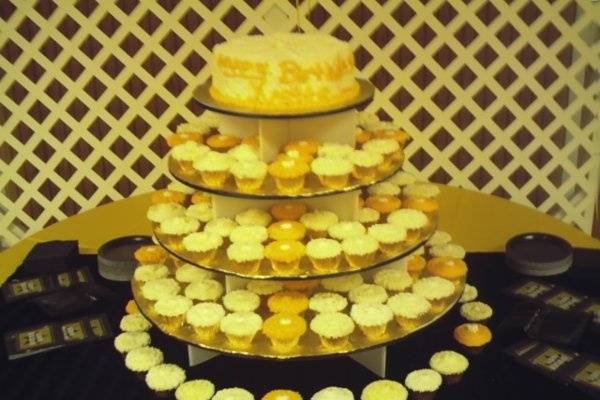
[141,80,463,377]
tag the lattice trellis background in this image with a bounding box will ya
[0,0,599,245]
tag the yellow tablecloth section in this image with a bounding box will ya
[1,185,598,284]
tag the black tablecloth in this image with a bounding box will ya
[1,252,598,399]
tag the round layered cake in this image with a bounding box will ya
[210,33,360,111]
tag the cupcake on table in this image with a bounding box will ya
[145,363,186,398]
[429,350,469,384]
[361,379,408,400]
[175,379,215,400]
[404,369,442,400]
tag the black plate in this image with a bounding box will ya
[98,236,153,281]
[505,232,573,276]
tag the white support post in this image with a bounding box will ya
[349,346,387,377]
[187,345,220,367]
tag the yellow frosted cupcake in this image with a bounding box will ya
[387,292,431,331]
[328,221,366,241]
[175,379,215,400]
[402,183,440,214]
[310,312,355,350]
[264,240,305,274]
[309,292,348,313]
[134,264,169,283]
[222,290,261,312]
[387,209,429,244]
[145,364,186,397]
[262,313,307,352]
[285,139,320,156]
[368,182,401,197]
[406,254,427,279]
[300,210,339,239]
[268,220,306,241]
[368,223,407,256]
[365,195,401,217]
[429,243,466,260]
[349,149,383,181]
[186,302,225,341]
[175,263,214,283]
[167,130,203,147]
[267,291,309,315]
[193,151,233,187]
[361,379,408,400]
[270,202,308,221]
[134,245,167,264]
[184,279,224,302]
[262,389,303,400]
[206,133,241,152]
[363,138,401,170]
[171,141,209,175]
[268,158,310,194]
[374,267,413,292]
[226,242,265,274]
[182,232,222,265]
[426,257,468,287]
[204,217,238,240]
[317,142,354,159]
[372,123,412,147]
[229,225,269,244]
[151,189,186,205]
[348,284,388,304]
[142,278,180,302]
[147,202,185,229]
[185,203,214,225]
[235,208,272,227]
[306,238,342,272]
[276,149,314,165]
[311,157,354,189]
[228,143,259,162]
[341,235,379,268]
[429,350,469,384]
[351,303,393,340]
[231,160,268,192]
[219,311,263,348]
[412,277,455,313]
[158,216,200,249]
[358,207,381,227]
[176,121,210,140]
[154,295,192,330]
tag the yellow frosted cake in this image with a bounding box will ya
[210,33,360,111]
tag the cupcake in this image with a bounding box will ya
[349,284,388,304]
[145,363,186,397]
[134,264,169,282]
[368,223,407,256]
[426,257,467,287]
[429,350,469,384]
[267,291,309,315]
[300,210,339,239]
[459,284,478,303]
[404,369,442,400]
[213,388,255,400]
[402,183,440,215]
[389,171,416,187]
[175,379,215,400]
[309,292,348,313]
[264,240,305,274]
[411,277,455,313]
[387,209,429,244]
[159,216,200,249]
[341,235,379,268]
[311,157,354,189]
[171,141,209,175]
[362,139,401,170]
[405,254,427,279]
[193,151,233,187]
[191,191,212,205]
[236,208,272,227]
[262,390,303,400]
[154,295,192,330]
[168,181,196,195]
[429,243,466,260]
[321,274,364,293]
[306,238,342,272]
[120,313,152,332]
[311,387,354,400]
[230,225,269,244]
[367,182,400,197]
[358,207,381,227]
[285,139,320,156]
[361,379,408,400]
[206,133,241,152]
[227,242,265,274]
[114,331,151,354]
[228,143,259,161]
[151,189,186,205]
[262,313,307,352]
[246,280,283,297]
[317,142,354,159]
[365,195,401,216]
[125,346,163,375]
[268,158,310,194]
[176,121,210,138]
[167,127,203,147]
[349,150,383,181]
[147,203,186,229]
[184,279,223,302]
[270,202,308,221]
[328,221,366,241]
[268,220,306,241]
[222,290,261,312]
[372,124,411,147]
[374,268,413,292]
[460,301,493,323]
[426,230,452,247]
[204,217,238,239]
[453,323,492,355]
[358,110,380,128]
[186,302,226,341]
[175,263,215,283]
[182,232,222,264]
[355,128,373,147]
[185,203,213,224]
[351,303,393,340]
[387,292,431,331]
[231,160,268,192]
[310,312,355,350]
[276,149,314,165]
[219,311,263,348]
[141,278,180,301]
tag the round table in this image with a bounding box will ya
[1,185,598,284]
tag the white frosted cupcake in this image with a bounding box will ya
[368,223,407,256]
[186,302,225,341]
[231,160,268,192]
[412,277,455,313]
[300,210,339,238]
[306,238,342,272]
[363,139,401,169]
[230,225,269,244]
[145,363,186,396]
[167,181,196,195]
[147,203,185,227]
[134,264,169,282]
[141,278,180,301]
[318,142,354,159]
[358,110,379,128]
[430,243,466,259]
[368,182,400,197]
[125,346,163,373]
[185,203,213,224]
[213,388,255,400]
[154,295,192,329]
[388,171,416,186]
[114,331,150,354]
[227,242,264,274]
[184,279,224,302]
[204,217,237,238]
[171,141,209,175]
[310,312,355,349]
[351,303,393,340]
[311,157,354,189]
[309,292,348,313]
[459,284,478,303]
[429,350,469,384]
[193,151,233,187]
[159,216,200,249]
[427,230,452,247]
[246,280,283,296]
[182,232,222,264]
[175,263,214,283]
[358,207,381,227]
[321,274,364,293]
[120,313,151,332]
[460,301,493,322]
[228,143,259,161]
[374,268,413,292]
[404,369,442,399]
[328,221,366,241]
[349,284,388,304]
[341,235,379,268]
[403,183,440,199]
[222,290,260,312]
[361,379,408,400]
[312,386,355,400]
[177,121,210,136]
[387,292,431,331]
[175,379,215,400]
[220,311,263,348]
[387,209,429,244]
[235,208,272,227]
[349,149,383,180]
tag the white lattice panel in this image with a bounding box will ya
[0,0,598,245]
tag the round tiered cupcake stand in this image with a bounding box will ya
[132,79,465,376]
